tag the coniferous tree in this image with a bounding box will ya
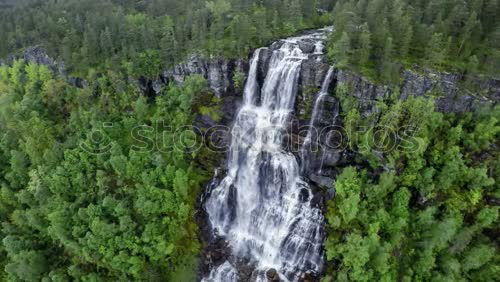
[100,27,113,58]
[332,31,351,68]
[426,32,445,67]
[358,23,371,67]
[381,36,396,82]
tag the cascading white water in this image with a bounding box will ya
[204,30,330,282]
[300,67,335,174]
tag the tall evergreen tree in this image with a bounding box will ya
[358,23,371,67]
[426,32,445,67]
[332,31,351,68]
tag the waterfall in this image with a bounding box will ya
[203,30,329,282]
[300,67,335,174]
[243,48,264,105]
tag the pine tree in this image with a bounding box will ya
[358,23,371,67]
[332,31,351,67]
[381,37,396,82]
[100,27,113,58]
[426,33,445,67]
[300,0,317,21]
[159,17,177,66]
[399,15,413,59]
[457,12,479,58]
[287,0,303,30]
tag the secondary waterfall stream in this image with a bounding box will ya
[203,29,331,282]
[300,67,335,175]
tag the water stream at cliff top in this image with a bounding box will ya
[203,29,331,282]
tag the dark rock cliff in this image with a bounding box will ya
[1,46,89,89]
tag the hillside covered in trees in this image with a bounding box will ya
[324,87,499,281]
[0,0,333,76]
[0,59,214,281]
[327,0,500,83]
[0,0,498,281]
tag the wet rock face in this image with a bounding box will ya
[298,40,316,54]
[300,55,330,91]
[199,237,233,276]
[336,67,499,116]
[309,174,335,189]
[257,48,272,88]
[161,54,248,98]
[399,69,500,113]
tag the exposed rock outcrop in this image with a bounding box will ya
[22,46,66,75]
[334,67,499,116]
[399,68,498,112]
[1,46,88,89]
[160,54,248,98]
[173,29,499,194]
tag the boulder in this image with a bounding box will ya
[301,271,318,282]
[67,77,88,88]
[266,268,280,281]
[309,174,334,189]
[298,40,315,54]
[326,187,336,201]
[269,40,284,51]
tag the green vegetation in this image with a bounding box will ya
[327,0,500,83]
[0,0,334,77]
[325,89,500,280]
[0,0,499,281]
[0,1,339,280]
[0,61,212,280]
[232,71,247,92]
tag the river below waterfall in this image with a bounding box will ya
[203,28,332,282]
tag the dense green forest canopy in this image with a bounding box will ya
[0,59,221,280]
[1,0,498,81]
[327,0,500,83]
[0,0,334,76]
[324,85,499,281]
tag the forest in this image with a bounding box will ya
[0,0,499,281]
[0,1,336,280]
[325,86,499,281]
[0,0,333,76]
[0,60,213,280]
[327,0,500,83]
